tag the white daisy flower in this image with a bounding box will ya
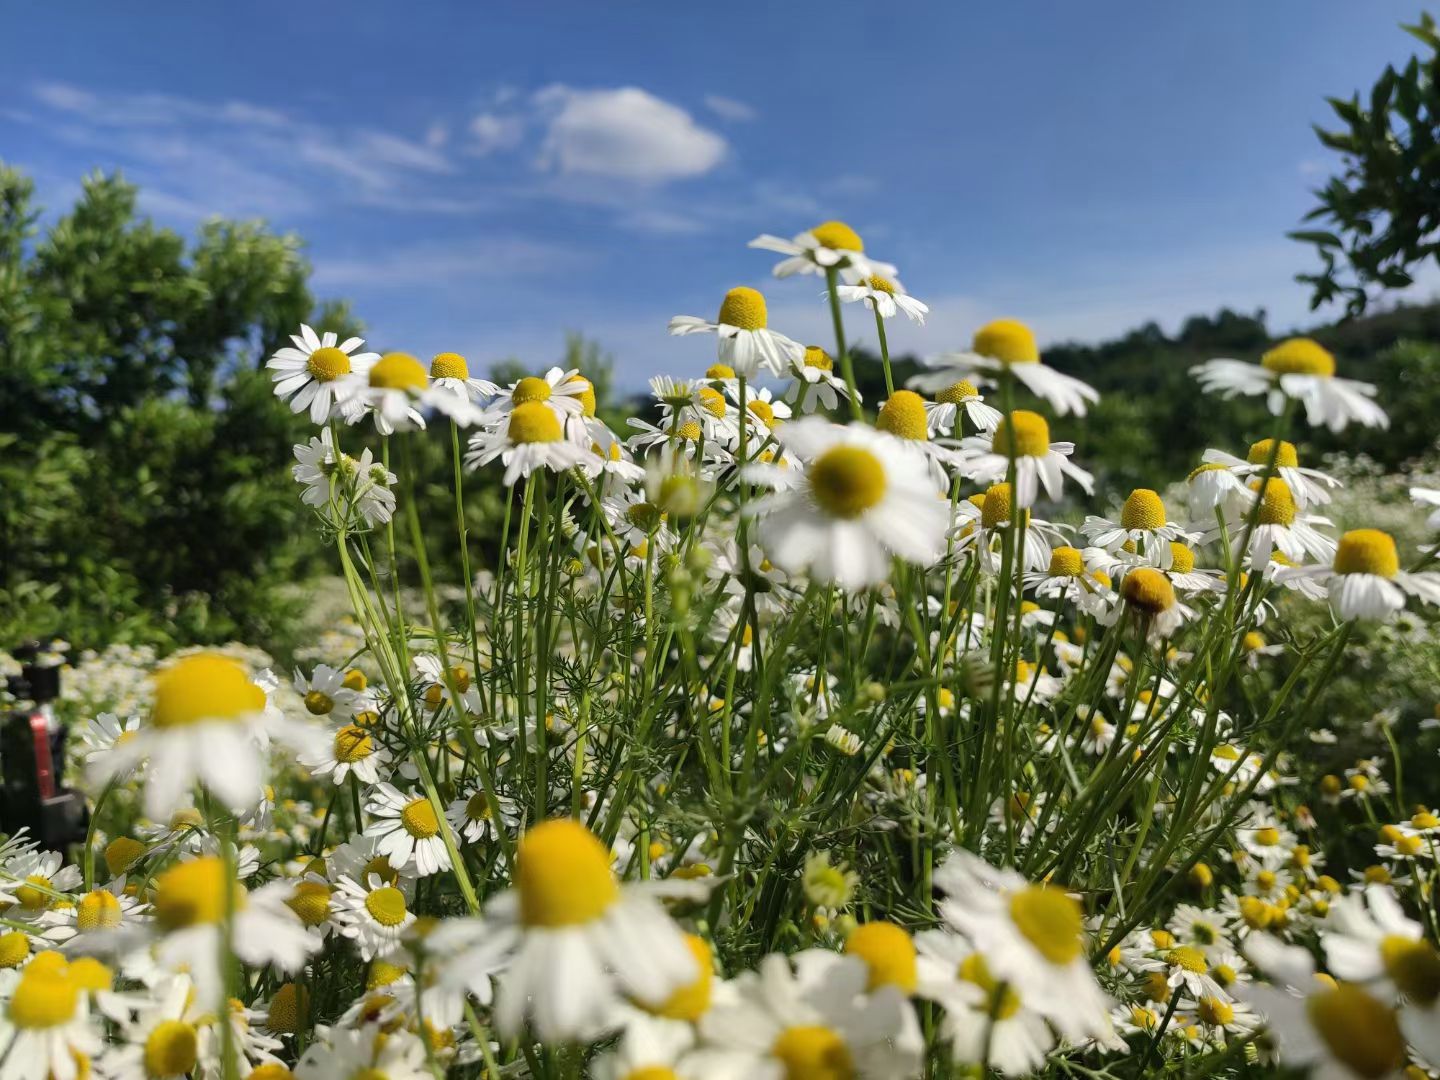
[748,219,897,280]
[593,1012,700,1080]
[427,351,499,402]
[1081,488,1197,566]
[1203,439,1341,508]
[726,381,792,446]
[1277,528,1440,621]
[296,1023,430,1080]
[1221,478,1336,570]
[0,955,103,1080]
[873,390,967,487]
[444,786,521,845]
[1410,486,1440,530]
[3,851,81,921]
[266,324,379,424]
[291,663,361,721]
[331,873,417,960]
[363,785,453,877]
[744,418,948,590]
[1023,544,1119,620]
[912,319,1100,417]
[959,409,1095,508]
[785,345,860,414]
[328,832,414,886]
[836,273,929,323]
[483,366,593,430]
[911,377,1002,437]
[298,719,391,786]
[951,484,1073,575]
[1191,337,1388,431]
[346,351,479,435]
[465,402,593,485]
[1321,884,1437,1000]
[78,711,141,767]
[1185,460,1250,521]
[669,287,804,378]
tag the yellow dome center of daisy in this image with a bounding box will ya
[935,380,979,404]
[958,953,1023,1019]
[1197,996,1234,1026]
[305,346,351,382]
[369,352,428,392]
[508,401,563,444]
[362,856,400,887]
[695,386,727,418]
[981,483,1029,529]
[992,410,1050,458]
[517,819,619,928]
[464,792,494,821]
[333,725,374,764]
[803,346,833,371]
[512,376,552,405]
[844,921,917,993]
[430,352,469,380]
[400,797,440,839]
[645,934,714,1021]
[266,983,310,1034]
[1333,529,1399,578]
[623,1070,680,1080]
[104,837,145,876]
[678,420,703,442]
[75,890,122,932]
[1122,568,1176,615]
[15,875,52,909]
[0,932,29,968]
[808,446,887,519]
[1247,438,1300,468]
[152,655,266,729]
[772,1024,854,1080]
[748,399,775,425]
[303,690,333,715]
[8,967,78,1029]
[718,286,768,331]
[1306,983,1404,1078]
[286,881,332,928]
[705,363,736,380]
[1049,546,1085,577]
[1121,489,1167,531]
[573,377,597,417]
[866,275,895,294]
[1008,884,1083,965]
[1262,337,1336,378]
[1169,543,1196,575]
[363,886,409,927]
[974,319,1039,364]
[144,1020,199,1077]
[810,220,864,252]
[1380,937,1440,1004]
[153,856,246,930]
[1188,461,1228,481]
[1253,478,1297,526]
[875,390,929,442]
[1166,946,1208,973]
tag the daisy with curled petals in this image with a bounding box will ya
[0,953,103,1080]
[1221,478,1336,570]
[465,403,592,486]
[89,654,325,819]
[1203,439,1341,509]
[364,784,453,877]
[485,818,705,1042]
[297,1024,430,1080]
[726,381,792,445]
[952,483,1073,574]
[331,873,416,960]
[299,719,390,786]
[1023,544,1118,620]
[1277,528,1440,621]
[1081,489,1197,568]
[669,287,804,378]
[1191,336,1388,431]
[428,351,498,402]
[874,390,967,487]
[748,219,897,281]
[349,351,485,436]
[5,850,81,921]
[483,367,592,430]
[1184,461,1250,523]
[444,785,521,845]
[836,273,929,324]
[744,418,949,590]
[785,345,859,414]
[959,410,1095,508]
[912,319,1100,417]
[267,324,379,424]
[1320,883,1439,1002]
[912,377,1002,437]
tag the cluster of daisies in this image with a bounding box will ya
[11,218,1440,1080]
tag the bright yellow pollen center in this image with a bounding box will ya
[705,363,735,380]
[430,352,469,380]
[1248,439,1300,468]
[808,446,887,519]
[958,954,1023,1018]
[935,379,979,404]
[772,1024,855,1080]
[0,932,28,968]
[1121,489,1167,531]
[874,390,929,442]
[803,346,833,371]
[153,856,245,930]
[286,882,332,928]
[8,969,78,1028]
[464,792,494,821]
[981,483,1028,529]
[152,655,265,729]
[1380,936,1440,1004]
[717,286,768,331]
[1008,885,1084,965]
[1167,946,1207,973]
[145,1019,199,1077]
[508,401,563,444]
[1262,337,1336,378]
[574,377,597,417]
[1169,543,1195,574]
[303,690,334,715]
[623,1070,681,1080]
[517,819,619,928]
[993,410,1050,458]
[678,420,702,442]
[1122,568,1176,615]
[15,875,52,910]
[645,935,713,1021]
[364,886,409,928]
[844,922,917,993]
[1306,983,1404,1078]
[369,352,428,392]
[1333,529,1399,578]
[1252,479,1297,526]
[810,220,864,252]
[333,725,374,764]
[697,386,727,418]
[75,890,122,932]
[1254,826,1281,846]
[866,275,895,294]
[1197,996,1234,1026]
[105,837,145,876]
[748,399,775,425]
[400,797,440,839]
[974,319,1040,364]
[305,346,351,382]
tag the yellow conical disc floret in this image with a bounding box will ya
[705,363,736,380]
[810,220,863,252]
[1333,529,1399,578]
[645,934,714,1021]
[809,446,887,519]
[1008,885,1084,964]
[1247,438,1300,468]
[7,965,79,1029]
[696,387,727,419]
[804,346,834,371]
[573,377,597,417]
[266,983,310,1034]
[974,319,1039,365]
[1252,478,1297,526]
[981,483,1029,529]
[866,275,895,294]
[992,410,1050,458]
[153,856,246,931]
[1121,489,1166,531]
[145,1019,199,1077]
[513,376,552,404]
[517,819,619,928]
[772,1025,854,1079]
[1261,338,1335,378]
[935,379,979,404]
[875,390,929,442]
[369,352,428,392]
[1122,568,1176,615]
[152,655,265,729]
[717,287,767,331]
[1305,983,1405,1078]
[306,346,351,382]
[508,402,563,445]
[1049,546,1085,577]
[1169,543,1196,575]
[104,837,145,876]
[430,352,469,379]
[844,921,917,992]
[75,890,122,932]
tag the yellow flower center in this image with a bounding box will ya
[305,346,351,382]
[400,797,440,839]
[152,655,265,729]
[1333,529,1399,578]
[510,377,553,406]
[367,959,407,990]
[8,969,78,1028]
[875,390,928,442]
[623,1070,680,1080]
[15,875,52,910]
[517,819,618,928]
[1243,631,1266,652]
[75,890,122,932]
[508,401,563,444]
[303,690,334,716]
[68,957,111,994]
[1188,461,1228,481]
[992,410,1050,458]
[333,724,374,764]
[644,934,713,1021]
[1166,946,1208,973]
[1122,568,1176,615]
[1380,936,1440,1004]
[153,856,246,930]
[464,792,494,822]
[935,379,979,404]
[981,483,1028,529]
[1255,869,1278,892]
[1008,885,1083,965]
[705,363,736,380]
[695,386,727,419]
[810,220,864,252]
[1212,962,1236,987]
[1306,983,1404,1078]
[1254,826,1281,846]
[574,377,597,417]
[844,921,917,993]
[369,352,428,392]
[430,352,469,380]
[974,319,1039,364]
[1252,479,1297,526]
[677,420,703,442]
[342,669,367,691]
[748,399,775,425]
[0,932,29,968]
[717,286,768,331]
[771,1024,854,1080]
[286,882,332,928]
[1169,542,1196,575]
[104,837,145,876]
[866,275,895,294]
[1247,438,1300,468]
[803,346,833,371]
[364,886,409,928]
[1121,489,1167,531]
[143,1019,199,1076]
[1262,337,1336,378]
[808,446,887,519]
[1197,996,1234,1026]
[248,1066,296,1080]
[266,983,310,1034]
[958,954,1023,1019]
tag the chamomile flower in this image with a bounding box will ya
[331,874,417,960]
[427,352,498,402]
[1024,545,1118,618]
[444,786,520,845]
[363,785,453,877]
[1277,529,1440,621]
[0,953,103,1080]
[912,378,1002,436]
[1203,440,1341,508]
[484,367,592,432]
[1082,489,1196,566]
[785,345,859,413]
[299,720,391,786]
[592,1013,699,1080]
[960,410,1095,508]
[748,219,897,280]
[1410,486,1440,530]
[349,351,429,434]
[1225,478,1336,570]
[744,418,948,590]
[1192,337,1388,431]
[291,664,361,721]
[4,851,81,920]
[465,402,593,485]
[836,274,929,323]
[79,711,141,766]
[952,484,1073,574]
[726,381,792,444]
[874,390,966,486]
[1185,461,1250,520]
[296,1023,430,1080]
[267,325,379,424]
[1321,884,1438,1001]
[913,319,1100,417]
[669,287,804,378]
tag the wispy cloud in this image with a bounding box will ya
[703,94,756,123]
[533,85,728,182]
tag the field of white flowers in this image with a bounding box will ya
[5,219,1440,1080]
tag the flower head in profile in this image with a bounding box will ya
[913,377,1002,437]
[836,273,929,323]
[1191,337,1388,431]
[1277,528,1440,620]
[428,351,499,402]
[349,351,484,435]
[669,287,804,378]
[959,409,1094,507]
[1082,489,1198,567]
[913,320,1100,417]
[748,219,898,281]
[267,324,379,424]
[785,345,860,414]
[465,402,593,485]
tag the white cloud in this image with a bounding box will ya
[468,112,526,156]
[534,85,727,182]
[703,94,756,122]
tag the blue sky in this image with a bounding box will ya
[4,2,1434,386]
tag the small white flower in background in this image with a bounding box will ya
[959,409,1095,508]
[296,1023,430,1080]
[465,401,593,485]
[912,319,1100,417]
[1082,488,1198,568]
[483,366,593,428]
[364,784,453,877]
[725,380,792,444]
[330,873,417,960]
[445,785,521,845]
[1203,439,1341,508]
[836,273,929,323]
[267,324,379,424]
[79,710,142,766]
[291,663,361,721]
[427,351,499,402]
[1277,528,1440,621]
[748,219,897,281]
[669,287,804,378]
[824,724,862,756]
[912,377,1002,436]
[785,344,860,414]
[1191,337,1388,431]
